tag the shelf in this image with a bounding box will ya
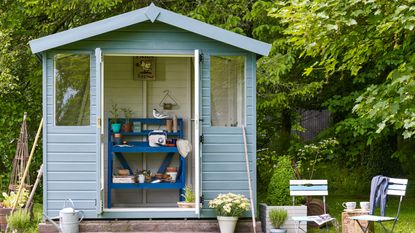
[115,130,181,137]
[111,181,185,189]
[112,142,178,153]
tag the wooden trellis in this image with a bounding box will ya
[8,113,31,193]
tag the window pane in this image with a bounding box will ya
[210,56,245,127]
[55,54,90,126]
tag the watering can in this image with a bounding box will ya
[44,199,84,233]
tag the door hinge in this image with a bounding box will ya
[97,117,101,128]
[200,134,204,144]
[199,53,204,62]
[200,194,204,204]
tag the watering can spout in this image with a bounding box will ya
[43,214,61,233]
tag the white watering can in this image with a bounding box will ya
[44,199,84,233]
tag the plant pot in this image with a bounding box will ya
[111,123,121,133]
[166,167,177,172]
[177,202,195,208]
[0,208,12,232]
[217,216,238,233]
[270,229,287,233]
[122,123,132,132]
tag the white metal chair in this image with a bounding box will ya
[350,178,408,233]
[290,180,336,233]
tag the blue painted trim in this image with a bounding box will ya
[42,53,48,219]
[29,4,271,55]
[114,153,133,174]
[157,152,175,174]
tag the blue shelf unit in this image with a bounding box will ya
[107,118,186,208]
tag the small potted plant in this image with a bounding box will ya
[121,107,133,132]
[0,189,29,232]
[269,208,288,233]
[110,104,121,133]
[177,185,196,208]
[209,193,250,233]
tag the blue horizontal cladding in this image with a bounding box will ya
[203,172,250,181]
[48,181,97,191]
[47,210,97,219]
[47,143,96,153]
[56,22,245,53]
[47,162,96,172]
[47,199,96,210]
[202,181,249,190]
[47,172,96,181]
[203,162,253,172]
[47,153,96,162]
[48,191,96,200]
[290,185,328,191]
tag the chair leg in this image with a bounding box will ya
[356,220,370,233]
[379,222,390,233]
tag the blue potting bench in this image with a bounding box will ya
[107,118,186,208]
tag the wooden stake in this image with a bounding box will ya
[11,118,43,211]
[242,126,256,233]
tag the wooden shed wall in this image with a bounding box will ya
[43,22,256,218]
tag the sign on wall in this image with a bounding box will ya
[133,56,156,80]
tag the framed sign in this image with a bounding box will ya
[133,56,156,80]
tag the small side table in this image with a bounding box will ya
[342,209,374,233]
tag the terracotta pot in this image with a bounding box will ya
[122,123,133,132]
[166,167,177,172]
[177,202,196,208]
[0,208,12,232]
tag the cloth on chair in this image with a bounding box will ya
[369,175,389,216]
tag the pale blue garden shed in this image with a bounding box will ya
[29,3,271,219]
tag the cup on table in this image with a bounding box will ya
[360,201,370,211]
[342,201,356,210]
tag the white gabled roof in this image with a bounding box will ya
[29,3,271,56]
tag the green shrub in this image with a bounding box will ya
[267,155,298,205]
[269,208,288,229]
[6,209,31,233]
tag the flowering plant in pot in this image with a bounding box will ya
[269,208,288,233]
[177,185,195,208]
[110,104,121,133]
[209,193,250,233]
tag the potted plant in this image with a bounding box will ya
[121,107,133,132]
[177,185,196,208]
[110,104,121,133]
[209,193,250,233]
[269,208,288,233]
[0,189,29,232]
[6,209,31,233]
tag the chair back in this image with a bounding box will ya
[387,178,408,196]
[290,180,328,213]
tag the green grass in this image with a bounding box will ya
[309,196,415,232]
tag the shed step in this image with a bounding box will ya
[39,219,262,233]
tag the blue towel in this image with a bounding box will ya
[369,175,389,216]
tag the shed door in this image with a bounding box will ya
[95,48,104,214]
[201,55,250,216]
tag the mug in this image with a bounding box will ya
[138,174,145,183]
[342,202,356,210]
[360,201,370,210]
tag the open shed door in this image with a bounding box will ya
[194,49,201,216]
[95,48,104,214]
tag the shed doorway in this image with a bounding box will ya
[101,54,198,211]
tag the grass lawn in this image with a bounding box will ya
[309,195,415,232]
